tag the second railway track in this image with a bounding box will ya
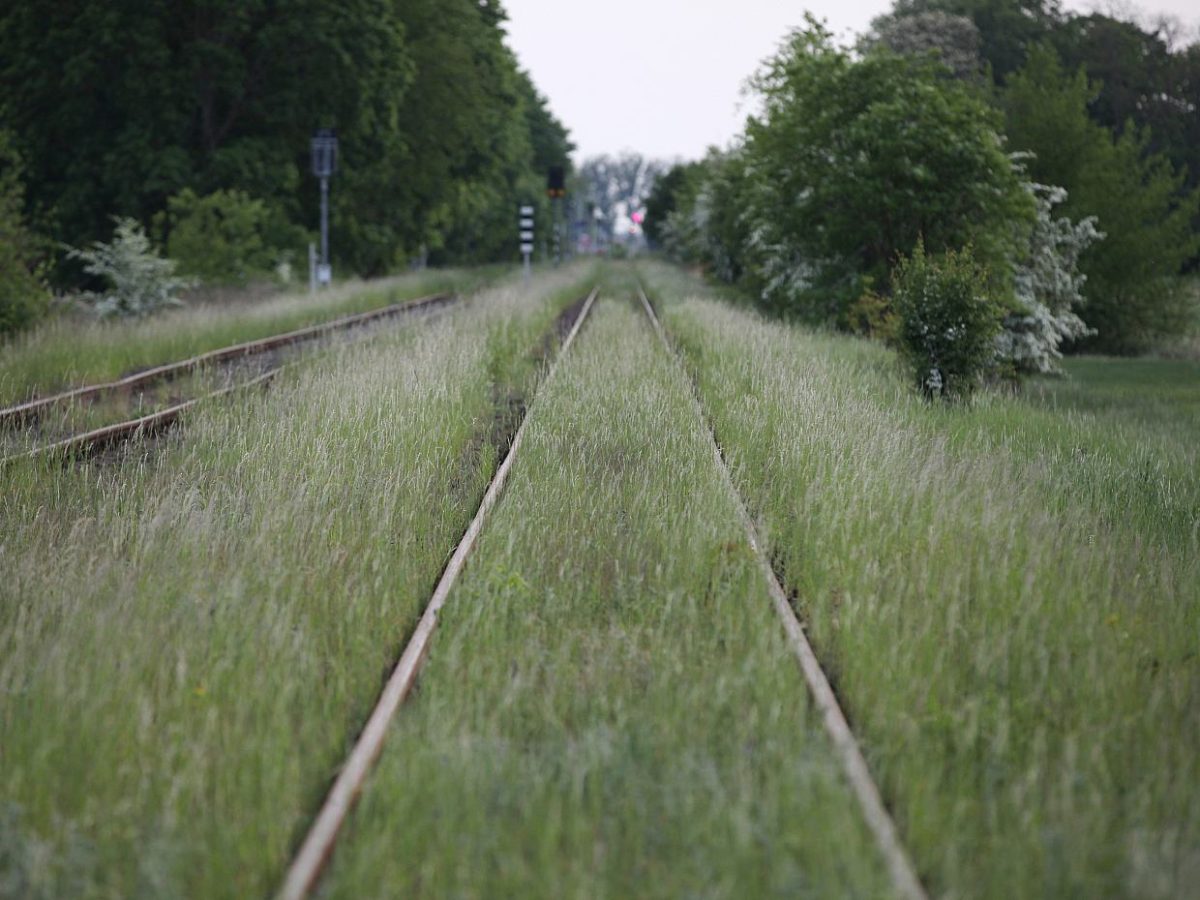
[0,291,458,464]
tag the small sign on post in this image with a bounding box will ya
[519,205,535,283]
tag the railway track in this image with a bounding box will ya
[0,291,457,464]
[278,285,924,899]
[635,283,928,900]
[278,287,599,900]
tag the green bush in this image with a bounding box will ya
[157,188,306,286]
[894,241,1002,399]
[0,132,48,337]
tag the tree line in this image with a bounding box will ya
[0,0,573,332]
[645,0,1200,360]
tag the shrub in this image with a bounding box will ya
[0,132,48,337]
[157,188,306,287]
[67,218,190,318]
[894,241,1002,399]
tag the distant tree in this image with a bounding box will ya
[862,9,984,80]
[578,153,671,234]
[883,0,1064,82]
[999,182,1101,373]
[0,0,412,275]
[1004,45,1200,351]
[643,161,702,248]
[0,131,48,336]
[741,18,1033,321]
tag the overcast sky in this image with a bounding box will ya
[502,0,1200,164]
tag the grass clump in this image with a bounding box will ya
[642,260,1200,899]
[0,266,593,897]
[321,289,894,898]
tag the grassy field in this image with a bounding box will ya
[0,266,592,898]
[0,268,493,406]
[321,285,893,898]
[641,261,1199,899]
[3,257,1196,898]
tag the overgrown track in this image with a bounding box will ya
[0,291,456,428]
[635,283,929,900]
[277,287,599,900]
[0,292,457,464]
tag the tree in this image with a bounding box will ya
[0,130,47,336]
[1004,45,1200,351]
[0,0,412,275]
[643,161,702,248]
[742,18,1033,321]
[578,153,671,236]
[862,9,985,80]
[999,182,1101,373]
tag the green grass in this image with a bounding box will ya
[0,266,593,898]
[641,261,1200,899]
[0,267,494,406]
[321,287,893,899]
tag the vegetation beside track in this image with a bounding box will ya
[321,287,894,898]
[641,262,1200,899]
[0,268,494,407]
[0,266,593,898]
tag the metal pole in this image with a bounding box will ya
[319,176,330,274]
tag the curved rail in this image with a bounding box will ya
[0,291,456,428]
[277,288,600,900]
[635,283,929,900]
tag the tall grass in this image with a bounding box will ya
[0,268,492,406]
[321,291,893,898]
[641,261,1200,898]
[0,266,591,898]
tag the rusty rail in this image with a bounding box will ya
[276,288,599,900]
[0,291,456,428]
[635,283,929,900]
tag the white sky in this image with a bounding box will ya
[501,0,1200,163]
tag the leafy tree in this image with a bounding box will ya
[861,9,985,80]
[999,182,1100,373]
[0,0,411,275]
[742,19,1033,321]
[0,130,48,337]
[643,161,703,248]
[884,0,1064,82]
[1004,45,1200,351]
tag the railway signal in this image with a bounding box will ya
[310,128,338,289]
[547,167,566,265]
[519,205,535,283]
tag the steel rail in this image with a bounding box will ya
[635,283,929,900]
[0,368,281,467]
[0,291,456,428]
[277,287,600,900]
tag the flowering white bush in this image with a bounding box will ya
[68,218,190,318]
[999,183,1102,374]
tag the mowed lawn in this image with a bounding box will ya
[642,261,1199,899]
